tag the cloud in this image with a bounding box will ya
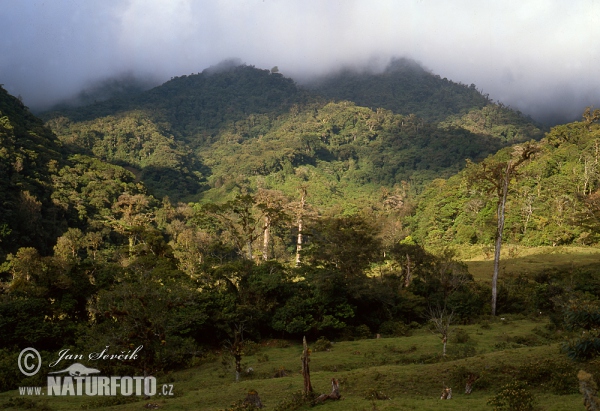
[2,0,600,124]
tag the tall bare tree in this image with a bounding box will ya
[466,142,538,315]
[428,306,454,357]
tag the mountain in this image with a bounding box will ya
[304,57,544,142]
[305,58,488,123]
[41,60,543,206]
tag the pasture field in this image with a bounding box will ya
[0,316,591,411]
[458,245,600,282]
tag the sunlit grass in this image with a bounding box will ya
[0,318,586,411]
[457,245,600,282]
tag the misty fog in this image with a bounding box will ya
[2,0,600,125]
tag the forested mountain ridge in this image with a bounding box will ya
[43,63,310,138]
[42,60,543,205]
[305,57,544,142]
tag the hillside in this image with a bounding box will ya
[0,86,65,256]
[305,57,544,142]
[2,64,600,410]
[42,60,542,205]
[409,118,600,248]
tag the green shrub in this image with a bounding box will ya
[364,387,391,400]
[273,390,317,411]
[487,380,537,411]
[378,320,411,337]
[516,358,577,394]
[313,336,332,352]
[243,340,262,355]
[451,328,471,343]
[2,397,53,410]
[354,324,372,340]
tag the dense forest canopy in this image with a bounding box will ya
[41,60,543,205]
[410,120,600,248]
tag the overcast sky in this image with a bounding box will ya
[2,0,600,124]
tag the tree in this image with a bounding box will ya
[86,256,201,376]
[428,306,454,357]
[255,188,289,261]
[200,194,264,260]
[301,336,313,394]
[466,142,538,315]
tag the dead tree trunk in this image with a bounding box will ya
[316,378,341,402]
[295,188,306,267]
[244,390,264,409]
[492,162,510,316]
[262,215,270,261]
[440,387,452,399]
[578,370,600,411]
[465,374,478,394]
[301,336,313,394]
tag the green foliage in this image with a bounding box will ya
[0,397,53,410]
[41,60,542,209]
[487,380,537,411]
[273,390,318,411]
[411,120,600,248]
[312,336,332,352]
[563,296,600,361]
[46,111,205,201]
[439,103,543,143]
[0,86,65,257]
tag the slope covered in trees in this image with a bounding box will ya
[305,57,544,142]
[42,60,542,205]
[0,86,65,257]
[410,117,600,248]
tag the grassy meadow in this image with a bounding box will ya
[0,317,590,411]
[458,245,600,282]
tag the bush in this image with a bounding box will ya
[378,321,411,337]
[313,336,332,352]
[243,340,262,355]
[364,388,390,400]
[451,328,471,344]
[487,380,537,411]
[516,358,577,394]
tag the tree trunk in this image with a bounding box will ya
[316,378,341,402]
[301,336,313,394]
[247,239,253,261]
[235,352,242,382]
[492,162,511,316]
[295,219,303,266]
[244,390,264,408]
[295,189,306,267]
[262,216,270,261]
[442,335,447,357]
[404,253,412,287]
